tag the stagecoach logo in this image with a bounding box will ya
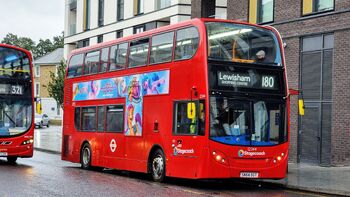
[110,139,117,152]
[173,147,194,156]
[238,149,266,157]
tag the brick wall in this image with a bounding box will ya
[283,38,300,163]
[331,29,350,166]
[36,64,56,98]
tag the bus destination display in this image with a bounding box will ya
[0,84,23,95]
[217,71,278,90]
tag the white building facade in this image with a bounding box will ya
[64,0,227,58]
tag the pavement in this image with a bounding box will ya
[34,126,350,196]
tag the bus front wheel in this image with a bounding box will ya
[151,149,166,182]
[7,156,17,164]
[80,143,92,170]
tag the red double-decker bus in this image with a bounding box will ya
[0,44,34,163]
[62,18,290,181]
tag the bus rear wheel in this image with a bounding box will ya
[80,143,92,170]
[7,156,17,164]
[151,149,165,182]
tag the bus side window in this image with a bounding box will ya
[97,106,105,132]
[81,107,96,131]
[106,105,124,132]
[174,27,199,61]
[74,107,81,130]
[84,51,100,75]
[67,54,84,78]
[150,31,174,64]
[109,43,127,71]
[129,38,149,68]
[173,101,198,135]
[100,47,109,73]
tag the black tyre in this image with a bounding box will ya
[151,149,166,182]
[7,156,18,164]
[46,121,50,128]
[80,143,92,170]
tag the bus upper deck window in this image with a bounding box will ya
[150,31,174,64]
[110,43,128,71]
[67,54,84,78]
[84,51,100,75]
[129,38,149,68]
[175,27,199,61]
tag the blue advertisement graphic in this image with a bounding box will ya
[72,70,170,136]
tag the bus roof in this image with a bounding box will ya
[68,18,278,56]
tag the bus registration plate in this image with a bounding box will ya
[0,152,8,156]
[240,172,259,178]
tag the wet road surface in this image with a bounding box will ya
[0,151,331,197]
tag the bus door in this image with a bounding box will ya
[101,105,125,169]
[170,100,206,178]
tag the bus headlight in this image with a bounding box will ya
[21,139,34,145]
[211,150,228,165]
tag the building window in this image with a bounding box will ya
[133,0,144,16]
[98,0,104,27]
[116,30,123,38]
[34,66,40,77]
[35,82,40,97]
[303,0,334,15]
[97,35,103,43]
[84,0,90,30]
[133,25,144,34]
[77,38,90,48]
[117,0,124,21]
[106,105,124,132]
[249,0,274,24]
[156,0,171,10]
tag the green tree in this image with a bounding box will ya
[46,60,66,108]
[1,33,35,51]
[1,32,64,58]
[33,39,54,58]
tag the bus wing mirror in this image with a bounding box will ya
[187,102,196,119]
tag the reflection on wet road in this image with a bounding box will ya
[0,151,329,197]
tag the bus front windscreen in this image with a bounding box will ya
[206,22,282,66]
[0,46,32,137]
[0,99,32,136]
[209,97,287,146]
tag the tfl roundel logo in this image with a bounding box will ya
[238,150,244,157]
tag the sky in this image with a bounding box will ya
[0,0,64,42]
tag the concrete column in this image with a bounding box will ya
[191,0,215,18]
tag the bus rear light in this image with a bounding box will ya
[211,150,227,165]
[21,139,34,145]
